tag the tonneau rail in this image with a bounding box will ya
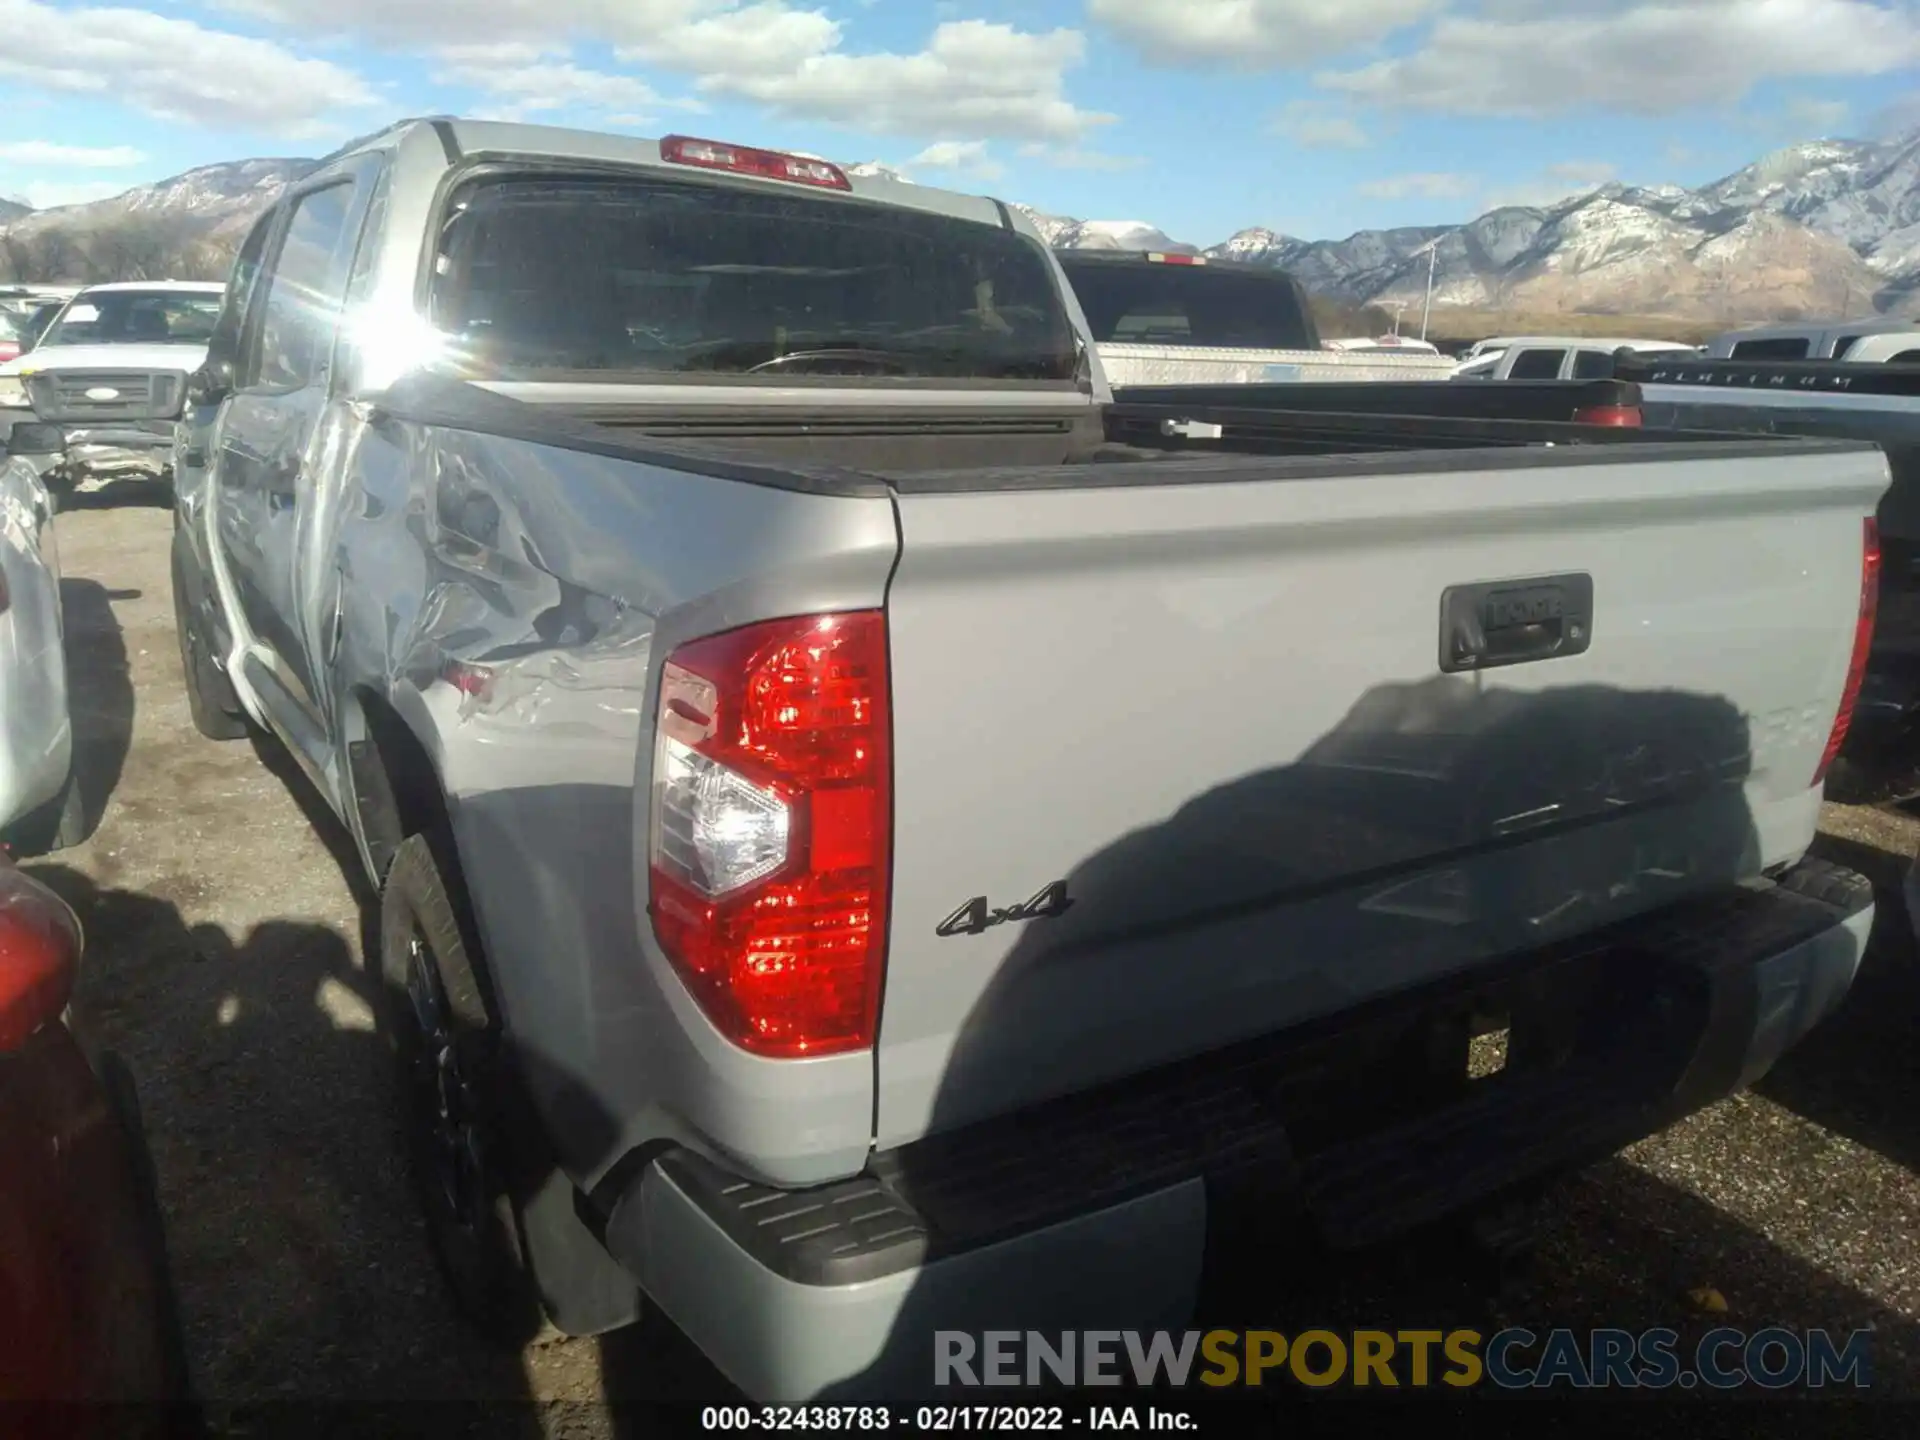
[1614,354,1920,397]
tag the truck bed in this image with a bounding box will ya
[378,373,1789,487]
[358,372,1887,1150]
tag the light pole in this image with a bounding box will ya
[1419,239,1439,341]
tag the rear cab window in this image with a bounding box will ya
[1059,257,1316,351]
[426,173,1079,384]
[1505,348,1566,380]
[1729,337,1810,360]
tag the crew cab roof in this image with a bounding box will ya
[332,116,1020,234]
[73,281,225,295]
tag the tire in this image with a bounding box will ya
[170,546,247,741]
[377,833,544,1345]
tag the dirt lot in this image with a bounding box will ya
[25,498,1920,1428]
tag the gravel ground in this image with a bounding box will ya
[24,498,1920,1431]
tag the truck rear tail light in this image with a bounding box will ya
[659,135,852,192]
[1145,252,1204,265]
[1815,517,1880,785]
[0,857,81,1052]
[647,611,891,1057]
[1572,404,1642,426]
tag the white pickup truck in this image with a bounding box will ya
[1055,248,1456,385]
[171,117,1882,1402]
[0,280,225,504]
[1454,336,1697,381]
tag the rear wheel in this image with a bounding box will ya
[378,833,544,1345]
[171,546,247,741]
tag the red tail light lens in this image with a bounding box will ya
[1815,517,1881,785]
[0,859,81,1052]
[659,135,852,192]
[647,612,891,1057]
[1572,404,1642,427]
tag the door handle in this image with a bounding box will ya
[1439,574,1594,673]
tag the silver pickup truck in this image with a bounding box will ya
[172,117,1885,1402]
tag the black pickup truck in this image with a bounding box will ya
[1609,352,1920,778]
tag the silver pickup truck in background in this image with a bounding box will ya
[171,117,1885,1402]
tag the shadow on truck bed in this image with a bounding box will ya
[807,674,1864,1402]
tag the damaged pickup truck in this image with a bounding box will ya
[172,117,1885,1402]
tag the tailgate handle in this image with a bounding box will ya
[1440,574,1593,674]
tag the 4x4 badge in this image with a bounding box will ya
[935,881,1073,938]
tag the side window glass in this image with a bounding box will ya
[332,164,392,390]
[243,183,358,392]
[213,211,276,370]
[1571,348,1615,379]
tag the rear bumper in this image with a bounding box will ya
[601,860,1872,1403]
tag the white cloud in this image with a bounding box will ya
[0,0,377,136]
[1780,95,1852,135]
[0,141,146,167]
[1089,0,1443,67]
[1357,171,1476,199]
[908,140,1006,180]
[1272,99,1370,149]
[625,19,1111,143]
[433,44,671,123]
[3,177,133,210]
[1319,0,1920,116]
[215,2,1110,142]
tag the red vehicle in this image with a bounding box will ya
[0,854,191,1433]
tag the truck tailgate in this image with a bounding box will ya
[874,443,1887,1146]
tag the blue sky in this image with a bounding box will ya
[0,0,1916,245]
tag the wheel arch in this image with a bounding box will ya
[341,684,453,890]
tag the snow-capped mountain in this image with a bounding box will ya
[4,157,309,241]
[1035,128,1920,320]
[1008,207,1198,254]
[4,127,1918,319]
